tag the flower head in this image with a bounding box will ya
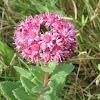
[13,13,77,63]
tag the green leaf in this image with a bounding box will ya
[82,15,85,26]
[46,78,65,97]
[98,64,100,71]
[29,65,45,82]
[13,88,37,100]
[85,16,88,24]
[32,86,50,93]
[14,66,33,80]
[46,64,74,98]
[99,45,100,49]
[53,96,63,100]
[0,81,20,100]
[41,61,57,73]
[31,77,43,86]
[38,97,46,100]
[44,95,52,100]
[20,77,36,93]
[49,64,74,80]
[81,15,88,26]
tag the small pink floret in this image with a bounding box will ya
[25,49,32,55]
[43,35,51,43]
[33,44,40,51]
[29,31,36,38]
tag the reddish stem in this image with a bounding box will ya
[43,72,49,88]
[40,72,49,97]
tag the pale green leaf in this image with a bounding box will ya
[20,77,39,96]
[32,86,50,93]
[38,97,45,100]
[98,64,100,71]
[53,96,63,100]
[82,15,85,25]
[41,61,57,73]
[46,78,65,97]
[29,65,45,82]
[49,64,74,80]
[0,81,20,100]
[31,77,43,86]
[14,66,33,79]
[85,16,88,24]
[13,88,37,100]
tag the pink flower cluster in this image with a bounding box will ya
[13,13,77,63]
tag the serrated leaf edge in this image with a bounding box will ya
[20,77,31,94]
[0,81,18,100]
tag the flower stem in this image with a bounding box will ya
[40,72,49,97]
[43,72,49,88]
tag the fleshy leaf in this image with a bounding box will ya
[38,97,45,100]
[49,64,74,80]
[53,96,63,100]
[31,77,43,86]
[32,86,50,93]
[0,81,20,100]
[46,78,65,97]
[13,88,37,100]
[41,61,57,73]
[20,77,35,91]
[14,66,33,80]
[29,65,45,82]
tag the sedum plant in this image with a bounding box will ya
[0,13,77,100]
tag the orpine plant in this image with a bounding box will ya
[0,13,77,100]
